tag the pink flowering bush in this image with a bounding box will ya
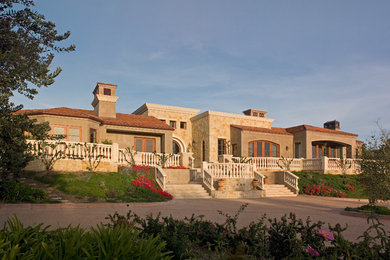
[131,175,173,200]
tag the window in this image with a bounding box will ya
[248,140,279,157]
[90,129,97,143]
[69,128,80,142]
[53,127,65,137]
[52,125,80,142]
[180,121,187,129]
[218,139,226,155]
[134,138,155,153]
[169,121,176,128]
[295,143,302,158]
[172,141,180,154]
[312,143,341,158]
[103,88,111,96]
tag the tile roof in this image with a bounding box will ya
[231,124,293,136]
[286,125,358,137]
[15,107,174,131]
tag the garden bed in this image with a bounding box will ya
[22,165,172,203]
[293,171,366,199]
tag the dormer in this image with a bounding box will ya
[91,82,118,118]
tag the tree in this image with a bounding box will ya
[0,0,74,180]
[1,0,75,100]
[0,99,50,181]
[358,125,390,205]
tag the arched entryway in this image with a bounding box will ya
[172,136,186,154]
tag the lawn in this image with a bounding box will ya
[293,171,367,199]
[25,166,171,202]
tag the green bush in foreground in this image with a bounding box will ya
[0,181,47,203]
[107,204,390,259]
[0,217,171,259]
[345,205,390,215]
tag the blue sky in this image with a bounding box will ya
[13,0,390,140]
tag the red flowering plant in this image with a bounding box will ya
[131,175,173,200]
[344,184,357,192]
[303,184,347,198]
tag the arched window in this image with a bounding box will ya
[172,141,180,154]
[248,140,279,157]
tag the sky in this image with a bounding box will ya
[12,0,390,140]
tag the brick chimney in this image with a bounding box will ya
[243,109,268,118]
[324,120,340,131]
[91,82,118,118]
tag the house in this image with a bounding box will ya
[20,82,361,171]
[19,83,174,154]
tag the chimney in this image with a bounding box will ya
[91,82,118,118]
[324,120,340,131]
[243,109,267,118]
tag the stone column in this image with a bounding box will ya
[180,152,194,168]
[111,143,119,163]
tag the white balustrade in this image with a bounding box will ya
[156,166,167,190]
[207,162,254,179]
[253,170,265,190]
[284,171,299,194]
[203,169,214,191]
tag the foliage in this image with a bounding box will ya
[0,101,50,181]
[358,125,390,204]
[80,143,105,171]
[101,139,112,145]
[0,181,47,202]
[345,205,390,216]
[303,184,347,198]
[293,171,366,199]
[29,167,169,202]
[33,136,67,171]
[335,158,352,176]
[132,176,173,200]
[0,0,75,100]
[154,152,174,168]
[121,147,138,166]
[277,156,294,171]
[0,0,74,181]
[106,204,390,259]
[0,216,171,259]
[232,156,252,164]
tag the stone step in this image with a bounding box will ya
[263,184,297,197]
[165,184,211,199]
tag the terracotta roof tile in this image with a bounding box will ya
[231,124,293,136]
[15,107,174,131]
[286,125,358,137]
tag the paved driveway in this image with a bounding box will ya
[1,196,389,241]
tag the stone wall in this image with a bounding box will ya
[212,178,264,198]
[25,159,117,172]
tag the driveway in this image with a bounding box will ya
[1,196,389,241]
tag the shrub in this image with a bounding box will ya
[303,184,347,198]
[105,204,390,259]
[0,182,47,202]
[131,176,173,200]
[0,216,171,259]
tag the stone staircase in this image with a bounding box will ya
[165,184,211,199]
[262,184,297,197]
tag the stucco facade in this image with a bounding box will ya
[20,82,361,168]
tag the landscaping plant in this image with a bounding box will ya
[106,204,390,259]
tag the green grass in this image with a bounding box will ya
[345,205,390,215]
[29,170,167,202]
[293,171,367,199]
